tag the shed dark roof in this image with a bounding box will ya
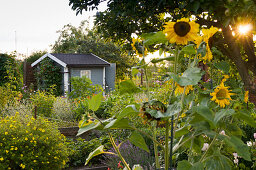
[50,53,110,67]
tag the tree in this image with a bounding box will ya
[69,0,256,104]
[51,20,137,80]
[0,53,22,89]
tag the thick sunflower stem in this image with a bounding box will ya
[153,126,161,169]
[108,133,131,170]
[165,120,170,170]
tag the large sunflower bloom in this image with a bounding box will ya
[175,83,193,96]
[210,82,234,108]
[163,18,199,45]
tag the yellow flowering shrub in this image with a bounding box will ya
[0,113,69,169]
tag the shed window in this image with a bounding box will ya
[80,70,91,79]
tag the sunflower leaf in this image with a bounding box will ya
[170,67,203,86]
[141,31,168,46]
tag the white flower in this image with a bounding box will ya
[247,141,252,147]
[254,133,256,139]
[201,143,209,151]
[219,130,226,135]
[233,153,238,158]
[234,158,239,165]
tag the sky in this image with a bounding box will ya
[0,0,107,58]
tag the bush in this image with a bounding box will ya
[68,76,102,99]
[0,113,69,169]
[66,136,110,167]
[52,97,77,121]
[30,90,56,117]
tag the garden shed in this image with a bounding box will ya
[31,53,116,95]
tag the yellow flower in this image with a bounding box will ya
[202,26,219,44]
[20,163,25,169]
[131,37,148,57]
[175,83,193,96]
[25,137,28,141]
[195,26,218,62]
[201,45,213,63]
[210,82,234,108]
[244,91,249,103]
[0,157,4,161]
[221,75,229,83]
[6,150,9,154]
[33,160,37,163]
[21,154,23,157]
[5,132,8,135]
[164,18,199,45]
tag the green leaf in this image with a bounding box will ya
[214,61,230,74]
[234,110,256,127]
[151,56,175,63]
[224,136,251,161]
[177,160,192,170]
[141,31,168,46]
[104,118,133,129]
[85,145,105,165]
[204,150,232,170]
[191,162,204,170]
[117,105,138,120]
[77,121,101,136]
[88,92,103,111]
[119,80,141,94]
[129,131,149,152]
[165,101,182,117]
[214,109,235,124]
[192,1,200,13]
[194,106,215,127]
[175,125,190,138]
[171,67,203,86]
[132,164,143,170]
[181,44,196,55]
[131,67,139,76]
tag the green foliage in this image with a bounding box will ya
[0,53,22,91]
[26,51,47,63]
[66,137,110,167]
[0,113,69,169]
[119,80,141,95]
[35,58,62,96]
[68,76,103,99]
[30,90,56,117]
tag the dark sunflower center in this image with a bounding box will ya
[216,89,227,99]
[174,21,191,37]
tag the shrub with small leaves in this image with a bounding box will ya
[0,113,69,170]
[30,90,56,117]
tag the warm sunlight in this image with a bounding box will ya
[238,24,253,35]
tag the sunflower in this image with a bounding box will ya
[244,91,249,103]
[131,38,148,57]
[210,82,234,108]
[163,18,199,45]
[194,26,218,63]
[175,83,193,96]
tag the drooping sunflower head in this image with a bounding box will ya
[210,82,234,108]
[163,18,199,45]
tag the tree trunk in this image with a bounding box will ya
[222,27,256,105]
